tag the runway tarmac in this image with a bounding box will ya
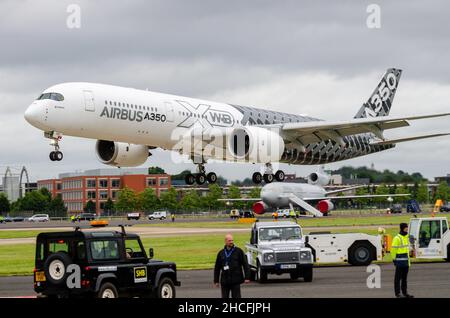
[1,263,449,298]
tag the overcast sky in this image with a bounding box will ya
[1,0,449,182]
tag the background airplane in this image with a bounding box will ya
[24,68,449,185]
[220,167,410,217]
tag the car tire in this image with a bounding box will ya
[445,244,450,262]
[44,252,73,286]
[249,269,256,281]
[290,272,300,280]
[256,262,267,283]
[303,267,313,282]
[97,282,118,298]
[155,277,176,298]
[348,242,373,266]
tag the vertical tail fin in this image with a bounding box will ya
[354,68,402,118]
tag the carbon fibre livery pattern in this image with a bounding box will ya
[230,103,394,165]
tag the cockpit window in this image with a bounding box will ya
[37,92,64,101]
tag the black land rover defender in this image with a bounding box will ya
[33,226,180,298]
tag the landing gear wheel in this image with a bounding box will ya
[55,151,63,161]
[275,170,285,182]
[185,174,195,185]
[49,151,56,161]
[252,172,263,184]
[206,172,217,183]
[263,174,274,183]
[196,173,206,185]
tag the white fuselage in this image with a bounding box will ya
[24,82,386,166]
[260,182,326,207]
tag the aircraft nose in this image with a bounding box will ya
[24,103,41,127]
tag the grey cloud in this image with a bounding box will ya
[1,1,450,182]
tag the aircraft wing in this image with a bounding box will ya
[217,198,261,201]
[325,185,366,195]
[278,113,450,145]
[369,133,450,146]
[303,193,410,201]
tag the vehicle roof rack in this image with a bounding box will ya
[118,224,128,236]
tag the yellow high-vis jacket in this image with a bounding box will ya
[391,233,410,267]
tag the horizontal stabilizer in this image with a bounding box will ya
[370,133,450,146]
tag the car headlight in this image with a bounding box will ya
[300,251,311,260]
[263,253,275,262]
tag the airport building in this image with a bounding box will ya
[37,168,171,215]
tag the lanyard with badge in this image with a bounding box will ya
[223,247,235,271]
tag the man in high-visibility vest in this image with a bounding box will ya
[391,223,414,298]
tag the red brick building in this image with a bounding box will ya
[37,169,170,214]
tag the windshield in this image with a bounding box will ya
[36,92,64,101]
[409,219,419,240]
[259,226,302,241]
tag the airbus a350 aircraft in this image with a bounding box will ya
[24,68,449,185]
[221,168,409,217]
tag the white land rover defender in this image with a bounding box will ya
[245,221,314,283]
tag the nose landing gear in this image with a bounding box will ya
[45,131,64,162]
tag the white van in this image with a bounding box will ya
[28,214,50,222]
[147,211,167,220]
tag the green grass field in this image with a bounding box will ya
[1,213,447,276]
[0,226,444,276]
[0,230,59,239]
[137,213,448,229]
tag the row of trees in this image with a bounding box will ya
[332,166,426,184]
[0,188,67,217]
[338,181,449,208]
[107,184,261,213]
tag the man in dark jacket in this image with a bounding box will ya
[214,234,250,298]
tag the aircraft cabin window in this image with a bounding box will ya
[114,102,117,106]
[109,101,112,105]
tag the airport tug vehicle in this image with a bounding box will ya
[246,221,314,283]
[33,226,180,298]
[409,217,450,261]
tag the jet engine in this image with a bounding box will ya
[308,172,330,186]
[252,201,269,215]
[227,126,285,163]
[316,200,334,214]
[96,140,149,167]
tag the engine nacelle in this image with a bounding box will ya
[308,172,330,186]
[96,140,149,167]
[317,200,334,214]
[227,126,285,163]
[252,201,269,215]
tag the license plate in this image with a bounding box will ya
[35,271,46,282]
[280,264,296,269]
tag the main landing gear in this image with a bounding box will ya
[185,163,217,185]
[252,163,285,184]
[45,131,63,162]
